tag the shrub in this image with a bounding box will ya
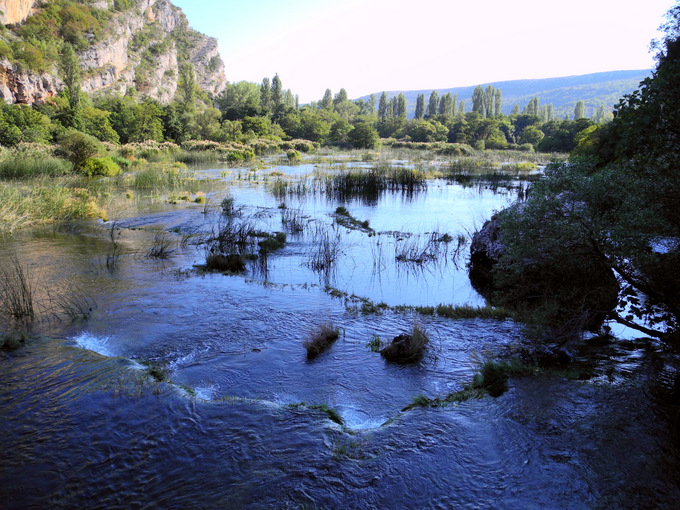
[81,156,121,177]
[303,322,340,359]
[57,130,102,171]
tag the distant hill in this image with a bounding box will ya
[359,70,651,120]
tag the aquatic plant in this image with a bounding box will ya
[0,255,35,322]
[434,304,511,320]
[380,323,429,364]
[0,156,72,179]
[0,331,28,351]
[146,230,175,259]
[303,322,340,359]
[366,334,383,352]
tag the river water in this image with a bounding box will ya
[1,157,679,508]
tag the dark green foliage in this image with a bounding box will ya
[0,332,29,351]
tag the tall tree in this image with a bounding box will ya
[415,93,425,119]
[333,88,348,107]
[427,90,439,118]
[483,85,495,118]
[378,92,388,121]
[178,62,197,115]
[260,77,271,112]
[320,88,333,110]
[472,86,484,115]
[396,93,407,119]
[271,74,283,110]
[367,94,377,117]
[574,100,585,120]
[494,88,502,117]
[59,43,82,129]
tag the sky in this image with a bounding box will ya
[171,0,676,103]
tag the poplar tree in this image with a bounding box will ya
[415,94,425,119]
[484,85,495,118]
[427,90,439,118]
[59,43,82,128]
[367,94,377,117]
[271,73,283,109]
[472,86,484,115]
[260,77,271,112]
[494,89,502,117]
[574,100,585,120]
[458,100,465,116]
[321,89,333,110]
[378,92,388,121]
[333,88,348,107]
[396,93,407,119]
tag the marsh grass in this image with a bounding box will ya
[0,156,72,179]
[380,323,429,364]
[308,226,343,283]
[146,230,175,259]
[333,206,372,233]
[303,322,341,359]
[0,255,36,322]
[51,285,96,322]
[434,304,511,320]
[280,206,306,234]
[205,253,246,272]
[0,331,29,351]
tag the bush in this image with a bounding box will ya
[81,156,121,177]
[57,130,102,171]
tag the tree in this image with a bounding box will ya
[58,43,82,129]
[524,97,539,116]
[178,62,197,115]
[574,100,585,120]
[57,130,101,170]
[494,89,502,117]
[348,122,379,149]
[367,94,376,117]
[271,73,283,110]
[216,81,261,120]
[378,92,388,121]
[415,94,425,119]
[260,77,271,113]
[333,88,348,107]
[427,90,439,118]
[483,85,495,118]
[396,93,407,119]
[472,86,484,116]
[320,89,333,110]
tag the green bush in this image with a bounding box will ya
[81,156,121,177]
[57,130,102,170]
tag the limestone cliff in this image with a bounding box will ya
[0,0,226,105]
[0,0,38,25]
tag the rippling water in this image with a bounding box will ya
[1,161,679,508]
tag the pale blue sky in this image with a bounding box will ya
[172,0,674,103]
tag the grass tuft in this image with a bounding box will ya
[303,322,340,359]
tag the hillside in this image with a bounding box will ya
[0,0,226,105]
[362,70,651,119]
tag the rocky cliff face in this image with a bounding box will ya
[0,0,38,25]
[0,0,226,105]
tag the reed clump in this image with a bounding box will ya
[303,322,340,359]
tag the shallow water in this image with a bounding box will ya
[1,159,679,508]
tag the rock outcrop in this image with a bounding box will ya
[0,0,226,104]
[0,0,38,25]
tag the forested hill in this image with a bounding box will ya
[362,70,651,119]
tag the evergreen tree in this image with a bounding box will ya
[415,93,425,119]
[427,90,439,118]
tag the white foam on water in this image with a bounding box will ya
[194,385,218,401]
[337,406,387,430]
[71,332,116,357]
